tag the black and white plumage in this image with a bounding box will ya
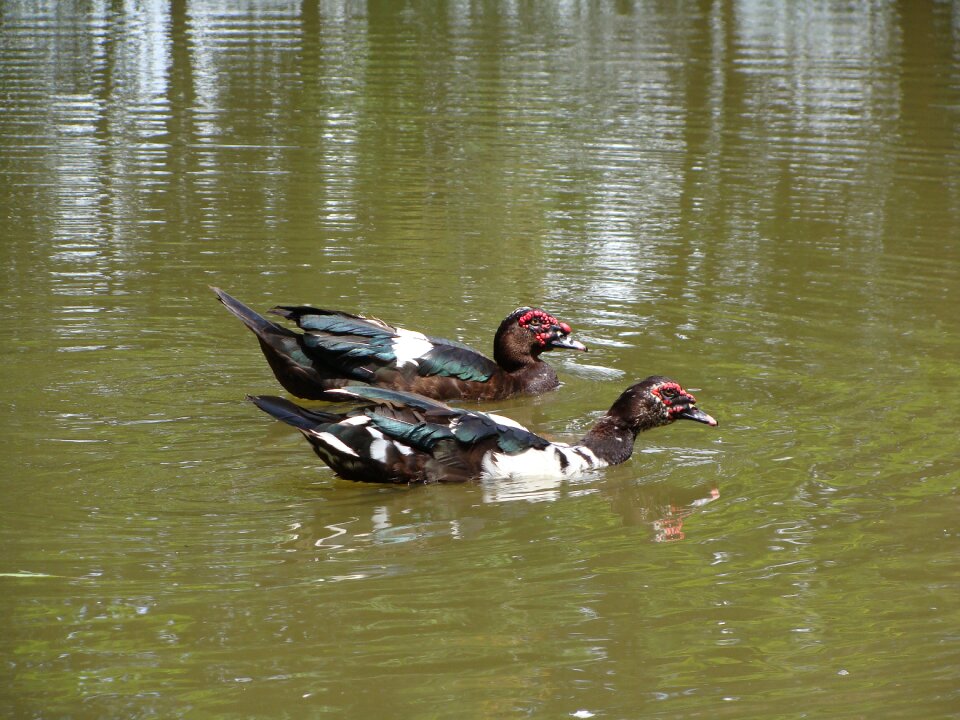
[248,377,717,484]
[213,288,586,401]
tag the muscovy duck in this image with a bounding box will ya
[248,376,717,484]
[213,288,586,401]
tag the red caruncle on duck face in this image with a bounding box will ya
[516,309,571,346]
[651,381,697,417]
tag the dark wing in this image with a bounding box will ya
[415,342,499,382]
[324,386,460,450]
[271,306,397,336]
[446,411,552,454]
[267,307,406,382]
[251,388,552,483]
[326,386,549,455]
[274,307,499,383]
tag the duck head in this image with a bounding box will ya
[608,375,718,433]
[493,306,587,368]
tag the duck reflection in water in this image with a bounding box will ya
[482,474,720,542]
[273,479,721,558]
[651,487,721,542]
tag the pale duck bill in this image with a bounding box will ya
[677,406,718,427]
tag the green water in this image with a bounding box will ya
[2,1,959,717]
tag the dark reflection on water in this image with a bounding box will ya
[3,1,960,718]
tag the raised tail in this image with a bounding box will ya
[213,287,296,339]
[213,287,343,399]
[247,395,342,431]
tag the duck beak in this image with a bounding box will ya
[546,335,588,352]
[678,407,718,426]
[545,327,588,352]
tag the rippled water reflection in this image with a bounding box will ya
[3,1,960,718]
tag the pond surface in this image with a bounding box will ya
[2,1,959,717]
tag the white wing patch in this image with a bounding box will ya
[366,427,390,463]
[312,431,360,458]
[450,413,531,435]
[312,416,416,464]
[484,413,530,431]
[391,328,434,368]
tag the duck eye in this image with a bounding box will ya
[660,387,678,399]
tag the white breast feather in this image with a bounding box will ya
[480,444,603,480]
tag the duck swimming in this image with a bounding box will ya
[214,288,586,401]
[248,376,717,484]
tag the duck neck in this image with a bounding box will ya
[493,337,541,371]
[580,415,639,466]
[494,350,538,372]
[486,362,557,398]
